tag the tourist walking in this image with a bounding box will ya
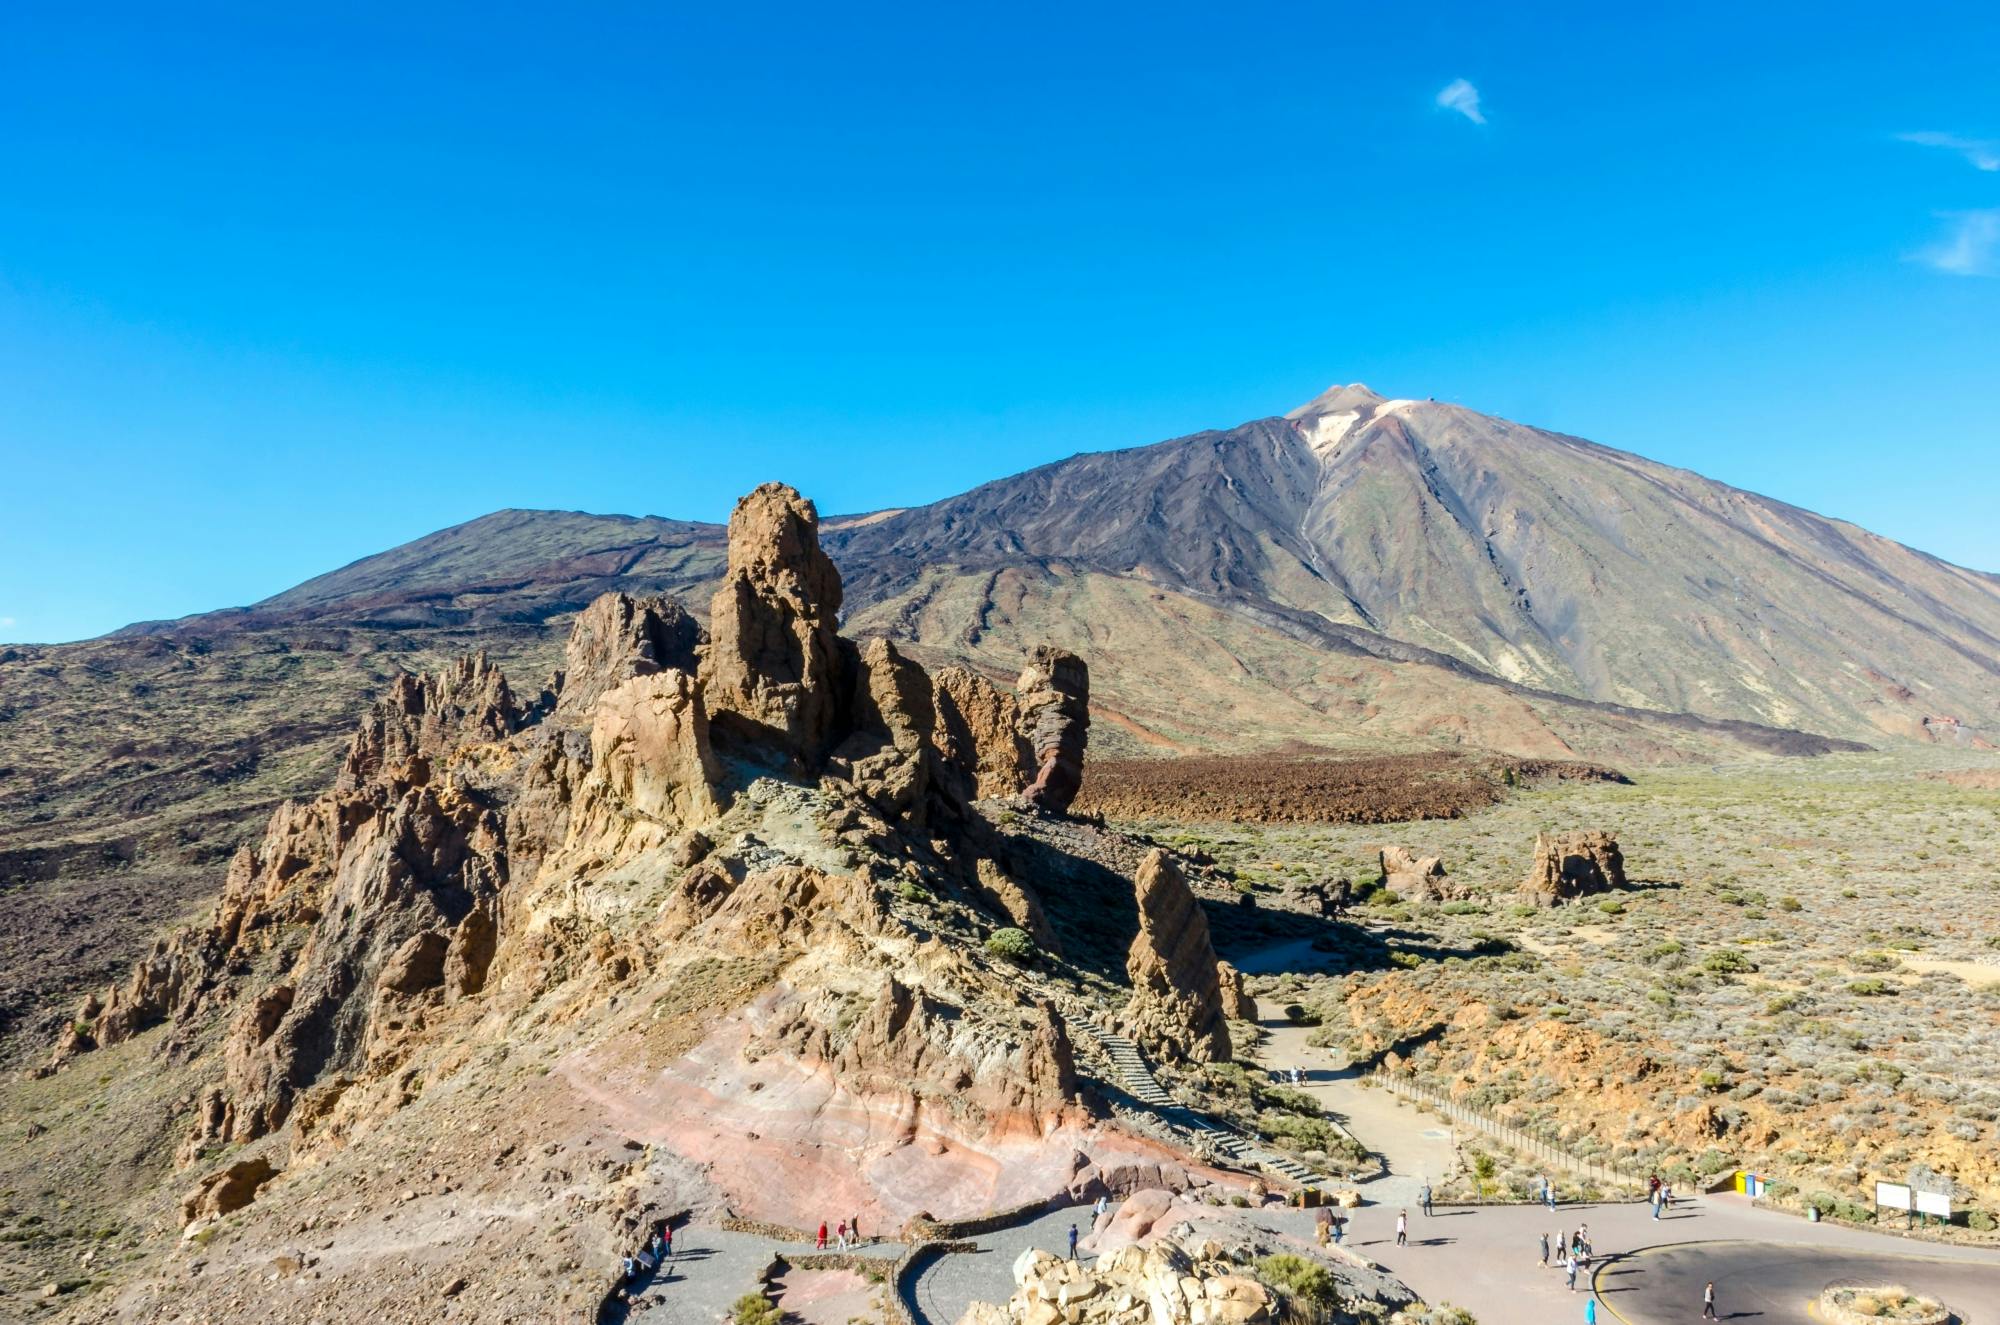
[1395,1210,1408,1246]
[1564,1252,1578,1293]
[1703,1281,1717,1320]
[662,1223,674,1259]
[816,1220,828,1251]
[1543,1174,1557,1209]
[1093,1194,1107,1222]
[1585,1298,1597,1324]
[852,1213,862,1246]
[1419,1183,1433,1216]
[1539,1231,1550,1267]
[836,1219,849,1250]
[1067,1223,1080,1261]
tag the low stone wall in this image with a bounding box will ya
[911,1195,1062,1241]
[722,1214,815,1242]
[892,1239,980,1325]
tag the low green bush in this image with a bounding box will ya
[1253,1253,1340,1311]
[984,928,1035,964]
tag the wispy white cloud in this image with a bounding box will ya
[1436,79,1486,126]
[1912,209,2000,276]
[1898,131,2000,172]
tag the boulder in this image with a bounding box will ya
[1519,830,1627,906]
[1123,850,1231,1063]
[1015,646,1090,813]
[702,482,848,768]
[181,1156,278,1227]
[1378,846,1453,902]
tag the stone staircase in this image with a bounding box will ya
[1067,1012,1327,1189]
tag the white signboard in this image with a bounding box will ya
[1915,1190,1952,1218]
[1876,1182,1913,1210]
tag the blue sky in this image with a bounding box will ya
[3,2,1997,643]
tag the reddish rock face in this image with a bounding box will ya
[702,482,849,769]
[1016,646,1089,813]
[1123,849,1231,1063]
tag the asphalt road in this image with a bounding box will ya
[1595,1240,1999,1325]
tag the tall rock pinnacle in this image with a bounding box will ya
[702,482,849,768]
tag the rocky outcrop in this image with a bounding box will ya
[1378,846,1454,902]
[960,1237,1277,1325]
[1519,830,1627,906]
[1216,962,1256,1022]
[764,974,1079,1127]
[554,591,705,721]
[572,669,722,839]
[1124,850,1230,1063]
[337,653,521,790]
[702,483,849,768]
[180,1156,278,1228]
[1016,646,1090,813]
[830,637,937,822]
[932,665,1035,799]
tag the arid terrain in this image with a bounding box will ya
[4,387,2000,1324]
[1141,750,2000,1219]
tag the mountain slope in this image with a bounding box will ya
[826,385,2000,743]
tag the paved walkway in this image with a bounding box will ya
[1252,1194,2000,1325]
[906,1204,1095,1325]
[1224,937,2000,1325]
[603,1226,901,1323]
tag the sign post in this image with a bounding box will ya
[1875,1182,1913,1228]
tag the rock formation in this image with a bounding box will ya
[932,664,1036,799]
[1124,850,1231,1063]
[959,1237,1278,1325]
[35,483,1183,1314]
[1519,830,1627,906]
[337,652,522,790]
[701,482,849,768]
[1216,962,1257,1022]
[1016,645,1090,812]
[829,636,938,822]
[554,591,704,720]
[1378,846,1454,902]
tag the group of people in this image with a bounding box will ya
[1645,1173,1677,1220]
[814,1215,865,1250]
[1537,1223,1593,1291]
[617,1221,676,1290]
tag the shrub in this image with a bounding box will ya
[1968,1209,1996,1231]
[1254,1253,1340,1311]
[1778,895,1802,912]
[898,880,929,903]
[732,1293,782,1325]
[1597,899,1625,916]
[1703,949,1756,975]
[1847,978,1893,997]
[1698,1069,1729,1092]
[984,928,1035,964]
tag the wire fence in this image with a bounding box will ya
[1370,1069,1647,1197]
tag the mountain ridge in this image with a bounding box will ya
[99,383,2000,751]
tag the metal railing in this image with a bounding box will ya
[1371,1069,1646,1196]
